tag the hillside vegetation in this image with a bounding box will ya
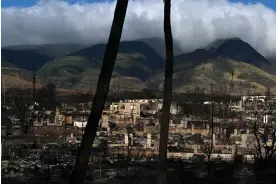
[1,37,275,94]
[1,49,53,70]
[147,57,276,94]
[36,41,163,90]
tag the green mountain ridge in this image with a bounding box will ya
[3,43,88,58]
[36,41,164,90]
[2,37,275,94]
[204,37,241,51]
[1,48,53,70]
[147,57,276,94]
[215,39,270,67]
[137,37,183,59]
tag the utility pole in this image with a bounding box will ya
[82,119,84,136]
[210,84,214,148]
[32,64,36,103]
[64,123,67,142]
[2,76,6,105]
[211,85,214,136]
[99,155,102,177]
[228,70,234,116]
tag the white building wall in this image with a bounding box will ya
[74,121,87,128]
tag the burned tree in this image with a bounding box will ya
[5,88,32,135]
[247,90,276,162]
[158,1,174,184]
[126,126,134,176]
[70,1,130,183]
[109,74,121,102]
[36,81,57,111]
[200,84,215,176]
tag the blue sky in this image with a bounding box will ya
[231,0,276,10]
[1,0,276,10]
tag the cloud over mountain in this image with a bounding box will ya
[2,0,276,58]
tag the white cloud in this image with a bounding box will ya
[1,0,276,58]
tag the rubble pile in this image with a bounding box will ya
[1,141,149,183]
[1,157,41,182]
[2,159,74,182]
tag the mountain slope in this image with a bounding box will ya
[1,49,53,70]
[69,40,164,70]
[1,61,17,68]
[268,57,276,66]
[2,38,275,94]
[138,37,183,59]
[37,41,164,90]
[3,44,87,58]
[147,57,276,94]
[204,37,240,51]
[261,58,276,75]
[208,38,270,67]
[174,49,219,70]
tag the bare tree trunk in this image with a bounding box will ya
[127,136,130,177]
[70,1,129,183]
[209,86,214,176]
[158,1,174,184]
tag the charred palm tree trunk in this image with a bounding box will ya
[70,1,129,183]
[208,84,214,176]
[158,1,174,184]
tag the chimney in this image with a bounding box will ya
[231,144,237,160]
[129,133,134,146]
[212,134,216,147]
[193,144,198,154]
[183,120,187,129]
[191,123,194,135]
[156,134,160,151]
[147,133,152,149]
[234,129,238,136]
[124,133,129,146]
[241,134,247,147]
[47,118,50,126]
[246,129,250,135]
[206,124,210,135]
[263,114,268,124]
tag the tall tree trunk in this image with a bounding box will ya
[70,1,129,183]
[158,1,174,184]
